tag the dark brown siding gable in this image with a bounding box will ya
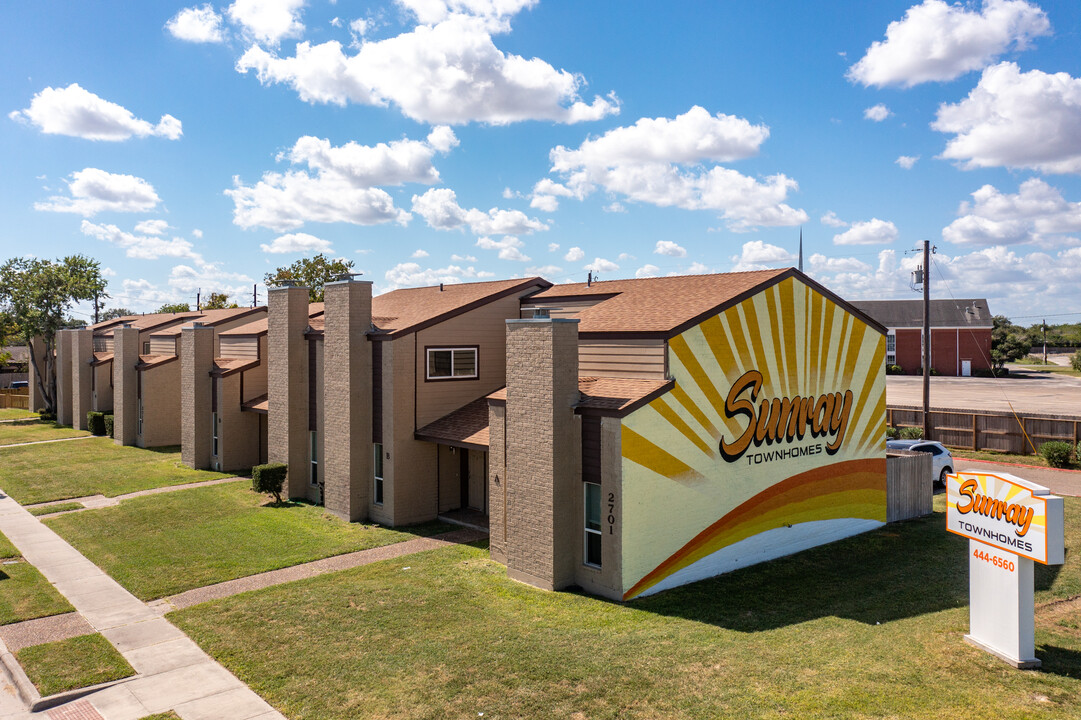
[582,415,601,484]
[372,339,383,444]
[308,338,317,431]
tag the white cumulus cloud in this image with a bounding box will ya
[545,106,806,231]
[476,235,530,261]
[933,62,1081,174]
[235,8,617,125]
[411,188,548,235]
[563,246,584,262]
[11,84,182,141]
[848,0,1050,88]
[259,232,332,254]
[821,211,848,228]
[863,104,892,122]
[383,262,495,290]
[166,5,226,43]
[833,218,899,245]
[730,240,796,271]
[411,248,430,258]
[35,168,161,216]
[896,155,919,169]
[584,257,618,273]
[134,219,169,235]
[654,240,686,257]
[80,221,201,262]
[635,264,659,278]
[227,0,306,45]
[942,178,1081,247]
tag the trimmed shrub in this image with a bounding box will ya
[38,410,56,422]
[87,411,106,436]
[885,426,900,439]
[1039,441,1073,469]
[252,463,288,504]
[103,414,114,438]
[886,364,904,375]
[899,426,923,440]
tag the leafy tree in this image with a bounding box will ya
[100,307,134,321]
[202,292,238,310]
[0,255,108,415]
[64,316,88,328]
[265,254,356,302]
[990,315,1031,369]
[156,302,191,313]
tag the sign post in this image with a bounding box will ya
[947,471,1065,668]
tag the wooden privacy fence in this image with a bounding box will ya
[888,404,1081,456]
[886,450,932,522]
[0,388,29,410]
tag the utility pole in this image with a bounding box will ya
[93,293,100,325]
[252,283,258,308]
[921,240,932,442]
[1043,319,1047,365]
[196,289,201,311]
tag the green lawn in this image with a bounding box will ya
[47,482,453,600]
[0,420,89,446]
[952,448,1081,470]
[0,438,232,504]
[28,502,84,517]
[0,408,35,421]
[0,530,75,626]
[172,497,1081,720]
[16,634,134,697]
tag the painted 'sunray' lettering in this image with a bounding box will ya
[719,370,853,462]
[954,478,1034,537]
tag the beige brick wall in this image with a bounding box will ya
[53,332,71,424]
[91,362,113,413]
[180,325,215,469]
[322,280,373,522]
[503,319,581,591]
[112,327,139,446]
[218,373,262,472]
[487,402,507,563]
[71,329,93,430]
[574,415,623,600]
[137,361,181,448]
[267,287,310,499]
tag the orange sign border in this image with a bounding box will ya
[946,471,1050,564]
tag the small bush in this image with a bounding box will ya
[252,463,288,504]
[885,426,900,439]
[38,410,56,422]
[886,364,904,375]
[87,411,106,436]
[1072,350,1081,373]
[1039,441,1073,469]
[899,426,924,440]
[103,414,114,438]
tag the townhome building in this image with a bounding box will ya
[268,268,889,600]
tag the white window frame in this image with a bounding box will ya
[425,347,478,380]
[142,341,151,355]
[373,443,384,505]
[309,430,318,486]
[211,411,218,457]
[886,332,896,366]
[584,482,602,568]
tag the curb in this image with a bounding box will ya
[0,637,40,708]
[29,674,138,712]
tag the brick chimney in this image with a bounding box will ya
[322,278,373,521]
[112,326,139,446]
[71,329,93,430]
[503,317,581,590]
[268,286,310,499]
[181,323,215,469]
[52,332,72,424]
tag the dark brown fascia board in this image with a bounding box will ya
[372,277,553,341]
[135,355,179,371]
[303,328,324,339]
[211,358,261,378]
[413,433,489,452]
[219,329,269,339]
[89,356,113,368]
[524,291,621,305]
[575,379,675,418]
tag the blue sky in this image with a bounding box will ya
[3,0,1081,324]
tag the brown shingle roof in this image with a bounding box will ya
[151,308,265,337]
[415,397,491,450]
[91,352,113,367]
[242,393,268,414]
[96,312,202,336]
[219,303,322,336]
[371,277,550,337]
[487,376,674,417]
[527,270,789,336]
[136,354,178,370]
[212,358,260,377]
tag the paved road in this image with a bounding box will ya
[887,368,1081,416]
[952,459,1081,497]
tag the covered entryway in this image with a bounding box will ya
[415,397,491,530]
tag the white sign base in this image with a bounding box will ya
[964,539,1039,669]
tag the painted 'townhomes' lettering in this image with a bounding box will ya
[719,370,853,463]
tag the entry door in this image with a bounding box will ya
[961,360,971,377]
[467,450,487,513]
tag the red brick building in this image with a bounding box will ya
[850,298,992,376]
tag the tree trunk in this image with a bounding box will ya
[27,340,54,415]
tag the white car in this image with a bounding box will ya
[886,440,954,486]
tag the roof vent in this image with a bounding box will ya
[532,307,550,319]
[440,283,444,292]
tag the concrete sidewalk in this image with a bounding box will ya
[0,489,284,720]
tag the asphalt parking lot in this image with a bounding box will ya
[887,367,1081,416]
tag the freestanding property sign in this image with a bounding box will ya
[947,471,1065,668]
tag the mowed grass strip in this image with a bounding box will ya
[0,420,89,446]
[46,482,452,600]
[0,409,36,421]
[0,530,74,625]
[16,634,134,697]
[0,438,231,504]
[28,502,83,517]
[171,498,1081,720]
